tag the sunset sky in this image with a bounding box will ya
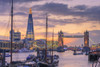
[0,0,100,46]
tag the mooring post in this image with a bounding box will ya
[2,49,5,67]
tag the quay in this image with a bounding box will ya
[88,50,100,61]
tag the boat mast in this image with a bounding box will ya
[52,29,54,63]
[45,14,48,62]
[10,0,13,63]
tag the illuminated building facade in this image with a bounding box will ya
[0,40,24,49]
[13,32,21,41]
[10,30,21,42]
[26,8,34,46]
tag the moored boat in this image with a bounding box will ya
[57,46,65,52]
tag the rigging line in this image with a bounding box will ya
[1,0,11,39]
[0,15,10,33]
[13,19,19,31]
[9,0,18,32]
[4,11,11,40]
[13,12,17,31]
[13,20,16,30]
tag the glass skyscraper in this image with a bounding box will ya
[26,8,34,44]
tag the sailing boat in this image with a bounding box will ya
[37,14,49,67]
[0,0,20,66]
[38,14,59,67]
[9,0,37,67]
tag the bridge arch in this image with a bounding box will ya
[58,31,89,47]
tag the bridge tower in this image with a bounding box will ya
[84,31,89,47]
[58,30,64,46]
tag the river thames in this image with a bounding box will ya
[6,51,92,67]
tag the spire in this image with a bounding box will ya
[29,8,32,14]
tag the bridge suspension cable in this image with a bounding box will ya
[89,37,96,44]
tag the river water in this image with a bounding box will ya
[6,51,93,67]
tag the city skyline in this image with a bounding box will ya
[0,0,100,46]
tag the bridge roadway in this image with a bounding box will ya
[63,35,84,38]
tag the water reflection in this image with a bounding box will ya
[55,51,92,67]
[6,51,92,67]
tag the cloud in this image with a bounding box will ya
[90,30,100,36]
[1,1,100,24]
[0,0,40,3]
[34,3,100,22]
[14,12,27,15]
[35,3,70,15]
[0,35,8,40]
[34,21,55,27]
[0,0,42,14]
[48,17,88,26]
[0,3,11,14]
[74,5,87,10]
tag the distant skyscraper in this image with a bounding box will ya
[10,30,21,42]
[26,8,34,43]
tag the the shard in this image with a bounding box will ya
[26,8,34,44]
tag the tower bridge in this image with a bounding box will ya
[58,31,89,47]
